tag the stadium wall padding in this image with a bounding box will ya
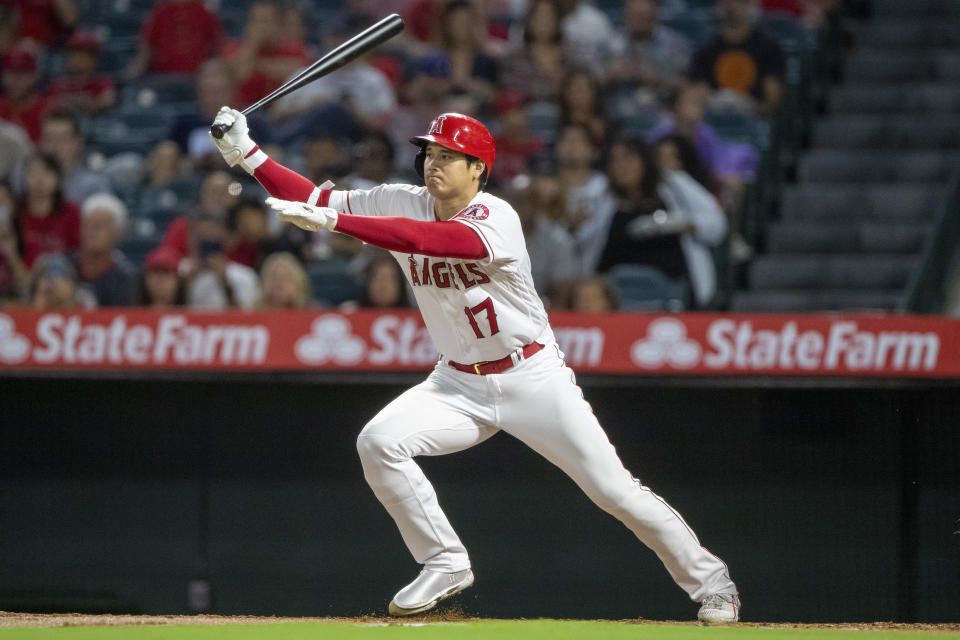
[0,375,957,622]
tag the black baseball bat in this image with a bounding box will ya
[210,13,404,139]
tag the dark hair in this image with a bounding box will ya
[21,153,66,213]
[137,271,187,306]
[226,197,266,232]
[42,107,83,139]
[358,252,410,308]
[654,133,720,195]
[559,68,604,127]
[439,0,477,50]
[606,137,666,212]
[354,131,395,164]
[523,0,563,46]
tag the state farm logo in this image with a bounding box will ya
[295,316,365,365]
[295,314,439,367]
[631,318,701,369]
[0,313,30,364]
[627,317,940,373]
[455,204,490,221]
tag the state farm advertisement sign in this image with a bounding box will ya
[0,310,958,377]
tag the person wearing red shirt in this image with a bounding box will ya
[0,44,56,142]
[15,154,80,268]
[46,31,116,115]
[126,0,223,77]
[5,0,78,47]
[221,1,310,108]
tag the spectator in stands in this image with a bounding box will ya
[137,245,186,308]
[161,170,238,259]
[166,60,273,171]
[557,0,618,69]
[597,137,726,308]
[646,83,758,185]
[225,198,270,270]
[0,5,19,55]
[126,0,223,77]
[256,251,311,310]
[570,275,619,312]
[46,31,116,115]
[14,153,80,268]
[343,131,403,190]
[0,119,31,184]
[556,123,615,275]
[30,253,94,310]
[438,0,499,104]
[606,0,692,100]
[559,68,605,147]
[5,0,77,48]
[689,0,785,117]
[0,181,29,303]
[222,1,311,110]
[654,133,722,202]
[500,0,567,103]
[343,251,411,311]
[185,209,259,310]
[385,53,453,174]
[491,91,545,185]
[70,193,137,307]
[512,167,578,306]
[0,43,55,142]
[39,108,112,205]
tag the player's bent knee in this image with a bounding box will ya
[356,431,403,465]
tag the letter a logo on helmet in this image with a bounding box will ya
[410,112,496,186]
[428,115,447,135]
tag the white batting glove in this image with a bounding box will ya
[209,106,266,174]
[266,197,339,232]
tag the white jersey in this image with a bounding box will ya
[328,184,553,364]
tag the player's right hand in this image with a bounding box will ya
[266,197,339,232]
[210,106,256,167]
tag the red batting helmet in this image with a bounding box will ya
[410,113,496,185]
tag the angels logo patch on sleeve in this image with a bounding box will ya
[454,204,490,221]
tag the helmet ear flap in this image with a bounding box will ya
[414,147,426,182]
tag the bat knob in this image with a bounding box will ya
[210,122,232,139]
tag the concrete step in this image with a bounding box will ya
[799,150,958,183]
[766,222,929,254]
[829,84,960,114]
[870,0,960,17]
[780,184,942,220]
[811,116,960,150]
[844,50,960,82]
[749,254,916,290]
[851,22,960,48]
[731,289,903,312]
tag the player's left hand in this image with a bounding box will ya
[210,106,256,167]
[266,197,339,232]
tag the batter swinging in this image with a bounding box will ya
[211,107,740,622]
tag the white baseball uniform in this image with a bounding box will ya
[327,184,737,603]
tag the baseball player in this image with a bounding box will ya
[210,107,740,622]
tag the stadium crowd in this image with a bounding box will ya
[0,0,840,313]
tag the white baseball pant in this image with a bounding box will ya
[356,342,736,602]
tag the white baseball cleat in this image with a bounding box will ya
[697,593,741,623]
[388,568,474,616]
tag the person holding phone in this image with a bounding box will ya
[185,210,259,310]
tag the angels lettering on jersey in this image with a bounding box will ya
[407,256,490,290]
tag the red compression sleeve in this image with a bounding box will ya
[334,215,488,260]
[252,157,330,205]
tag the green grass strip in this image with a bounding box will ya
[2,621,958,640]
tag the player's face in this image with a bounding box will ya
[422,143,484,199]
